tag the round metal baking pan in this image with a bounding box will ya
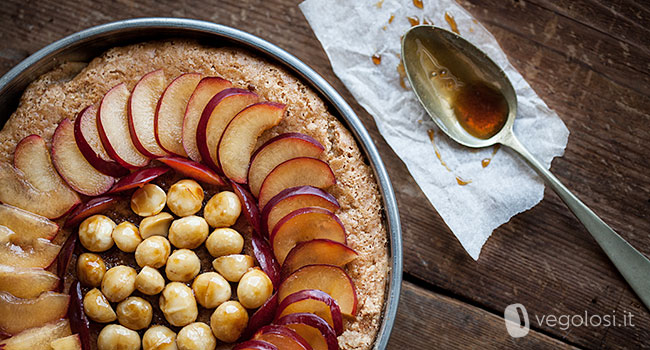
[0,18,402,349]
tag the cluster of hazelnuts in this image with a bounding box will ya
[75,179,274,350]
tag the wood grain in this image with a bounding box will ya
[0,0,648,349]
[390,282,580,349]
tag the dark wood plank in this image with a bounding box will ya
[389,282,579,349]
[0,0,648,349]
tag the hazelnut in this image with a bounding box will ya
[101,265,137,303]
[167,179,204,217]
[131,184,167,217]
[112,222,142,253]
[159,282,198,327]
[83,288,116,323]
[210,301,248,343]
[177,322,216,350]
[77,253,106,287]
[165,249,201,282]
[135,266,165,295]
[116,296,153,330]
[135,236,171,268]
[143,325,177,350]
[211,254,254,282]
[204,191,241,228]
[192,272,231,308]
[205,228,244,257]
[168,216,208,249]
[237,268,273,309]
[140,212,174,239]
[97,324,140,350]
[79,215,115,252]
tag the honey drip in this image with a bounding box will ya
[397,61,408,89]
[445,12,460,34]
[389,14,395,24]
[422,16,434,25]
[427,129,451,172]
[413,0,424,9]
[375,0,384,8]
[481,144,500,168]
[372,53,382,65]
[428,129,472,185]
[407,16,420,26]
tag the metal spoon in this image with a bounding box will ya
[402,25,650,309]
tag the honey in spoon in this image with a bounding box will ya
[453,81,508,139]
[415,38,508,139]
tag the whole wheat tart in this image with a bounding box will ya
[0,40,389,350]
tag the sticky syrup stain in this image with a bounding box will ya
[445,12,460,34]
[389,14,395,24]
[407,16,420,26]
[481,144,500,168]
[456,177,471,185]
[413,0,424,9]
[422,16,434,25]
[375,0,384,8]
[372,53,382,65]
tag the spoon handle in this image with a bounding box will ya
[501,131,650,310]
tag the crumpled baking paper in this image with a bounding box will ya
[300,0,570,260]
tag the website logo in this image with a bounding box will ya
[504,303,530,338]
[504,303,634,338]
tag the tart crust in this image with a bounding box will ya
[0,40,389,350]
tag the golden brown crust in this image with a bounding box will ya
[0,40,388,350]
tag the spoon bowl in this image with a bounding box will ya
[401,25,650,310]
[402,25,516,148]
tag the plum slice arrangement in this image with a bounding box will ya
[0,69,363,350]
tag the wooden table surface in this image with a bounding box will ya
[1,0,648,348]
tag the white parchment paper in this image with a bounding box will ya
[300,0,570,260]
